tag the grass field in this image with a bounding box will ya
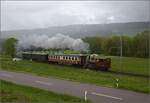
[109,56,149,77]
[0,55,149,93]
[0,80,90,103]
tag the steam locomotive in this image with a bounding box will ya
[22,52,111,71]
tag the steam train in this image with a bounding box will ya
[22,52,111,71]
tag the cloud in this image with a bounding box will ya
[107,16,115,23]
[1,1,149,31]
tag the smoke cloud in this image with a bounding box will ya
[17,33,89,51]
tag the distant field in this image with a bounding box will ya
[108,56,149,77]
[0,55,149,93]
[0,80,90,103]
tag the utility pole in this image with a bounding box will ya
[120,34,123,71]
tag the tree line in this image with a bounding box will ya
[83,31,149,58]
[0,31,149,58]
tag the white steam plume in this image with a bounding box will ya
[17,33,89,51]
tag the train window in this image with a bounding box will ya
[63,56,65,59]
[76,57,78,61]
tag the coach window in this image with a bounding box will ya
[74,57,76,60]
[76,57,78,61]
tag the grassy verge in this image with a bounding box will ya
[109,56,149,77]
[0,55,149,93]
[0,80,90,103]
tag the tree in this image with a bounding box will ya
[132,31,149,58]
[121,36,133,56]
[103,36,120,56]
[83,37,103,54]
[2,38,18,57]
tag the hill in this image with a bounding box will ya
[1,22,149,39]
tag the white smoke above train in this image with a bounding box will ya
[17,33,89,51]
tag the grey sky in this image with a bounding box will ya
[1,1,149,31]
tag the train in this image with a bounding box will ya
[22,52,111,71]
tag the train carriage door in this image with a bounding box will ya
[80,56,87,66]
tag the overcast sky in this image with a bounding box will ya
[1,1,149,31]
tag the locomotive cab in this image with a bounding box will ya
[85,54,111,71]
